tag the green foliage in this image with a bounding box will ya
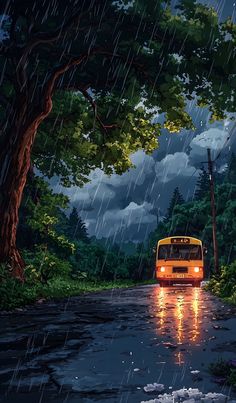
[147,153,236,279]
[206,261,236,298]
[16,173,155,292]
[228,369,236,387]
[2,0,236,192]
[29,212,75,254]
[209,359,236,387]
[34,278,137,299]
[194,166,210,200]
[209,359,232,378]
[0,261,140,311]
[166,187,185,220]
[65,207,89,243]
[71,239,154,282]
[18,173,77,258]
[23,247,72,284]
[16,171,158,291]
[74,241,128,281]
[0,265,38,310]
[226,153,236,184]
[2,0,236,282]
[33,91,161,186]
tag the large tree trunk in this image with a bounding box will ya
[0,54,85,281]
[0,98,53,281]
[0,125,37,280]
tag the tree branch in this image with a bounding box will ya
[34,46,147,132]
[43,55,88,97]
[16,7,94,90]
[36,53,92,123]
[79,88,119,136]
[21,5,94,60]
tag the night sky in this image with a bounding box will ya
[53,0,236,243]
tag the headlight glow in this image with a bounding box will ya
[160,266,165,272]
[194,267,200,273]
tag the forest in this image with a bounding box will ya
[1,151,236,309]
[1,0,236,309]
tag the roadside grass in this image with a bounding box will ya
[0,276,157,311]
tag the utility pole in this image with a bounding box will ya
[207,148,219,273]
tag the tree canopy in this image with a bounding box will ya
[227,153,236,184]
[194,166,210,200]
[65,207,89,243]
[1,0,236,184]
[166,187,185,220]
[1,0,236,276]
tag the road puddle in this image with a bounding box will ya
[152,287,207,364]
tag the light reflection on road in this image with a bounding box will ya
[153,287,202,364]
[191,288,200,342]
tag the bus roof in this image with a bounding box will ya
[157,236,202,246]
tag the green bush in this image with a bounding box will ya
[0,265,37,310]
[73,241,134,281]
[209,359,236,387]
[0,262,138,311]
[206,261,236,300]
[23,247,72,284]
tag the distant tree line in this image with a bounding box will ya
[16,172,153,283]
[14,151,236,285]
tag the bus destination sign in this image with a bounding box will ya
[171,237,190,244]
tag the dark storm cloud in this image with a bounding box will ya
[56,113,236,242]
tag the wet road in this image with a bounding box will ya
[0,285,236,403]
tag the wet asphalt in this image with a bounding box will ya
[0,285,236,403]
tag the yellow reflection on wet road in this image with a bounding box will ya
[152,286,201,364]
[158,287,165,331]
[176,293,184,345]
[175,293,184,364]
[191,288,200,342]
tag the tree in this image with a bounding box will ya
[226,153,236,184]
[17,173,75,256]
[33,91,160,186]
[194,166,210,200]
[66,207,89,243]
[166,187,185,220]
[0,0,236,278]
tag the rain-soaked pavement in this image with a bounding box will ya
[0,285,236,403]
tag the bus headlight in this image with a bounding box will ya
[160,266,165,272]
[194,267,200,273]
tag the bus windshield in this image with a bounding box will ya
[158,244,202,260]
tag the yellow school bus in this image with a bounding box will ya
[156,236,204,287]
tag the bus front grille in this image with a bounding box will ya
[172,267,188,273]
